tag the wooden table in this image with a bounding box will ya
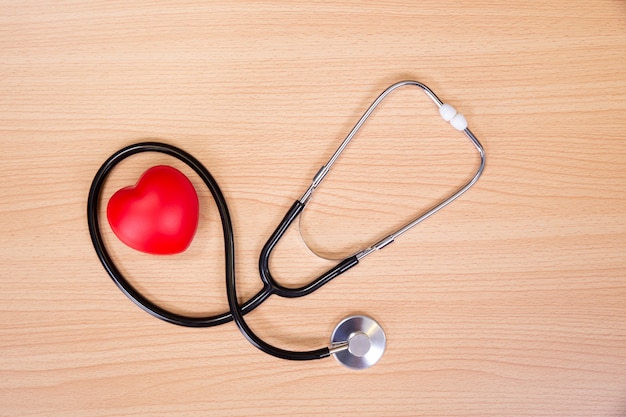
[1,1,625,416]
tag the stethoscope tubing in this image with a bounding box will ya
[88,142,269,328]
[87,142,333,359]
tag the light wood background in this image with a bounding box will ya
[1,1,625,416]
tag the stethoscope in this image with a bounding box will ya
[88,80,485,370]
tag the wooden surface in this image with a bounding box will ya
[1,1,625,416]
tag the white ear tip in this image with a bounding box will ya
[439,103,457,121]
[450,113,468,131]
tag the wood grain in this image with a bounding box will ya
[1,1,625,416]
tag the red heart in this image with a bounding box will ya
[107,165,199,255]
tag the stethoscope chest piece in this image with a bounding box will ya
[331,315,386,370]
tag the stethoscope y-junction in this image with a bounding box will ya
[87,80,485,370]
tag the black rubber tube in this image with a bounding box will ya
[87,142,332,359]
[87,142,273,327]
[258,201,359,299]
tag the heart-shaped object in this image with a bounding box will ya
[107,165,199,255]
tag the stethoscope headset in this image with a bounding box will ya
[88,80,485,370]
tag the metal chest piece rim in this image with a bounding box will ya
[331,315,386,370]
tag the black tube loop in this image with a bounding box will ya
[87,142,272,327]
[87,142,355,360]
